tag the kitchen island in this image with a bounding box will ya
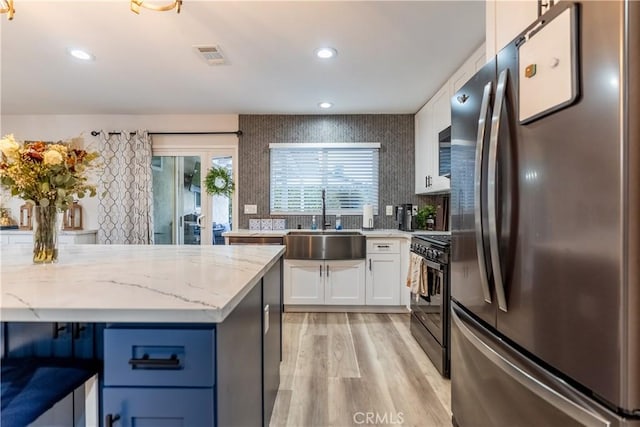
[0,244,285,426]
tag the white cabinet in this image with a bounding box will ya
[449,46,488,95]
[365,239,401,306]
[284,260,324,305]
[485,0,553,60]
[415,44,485,195]
[324,260,365,305]
[415,85,450,194]
[414,103,431,194]
[0,230,97,245]
[284,259,365,305]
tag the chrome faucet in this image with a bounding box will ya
[321,189,329,230]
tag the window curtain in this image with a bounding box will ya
[97,130,154,244]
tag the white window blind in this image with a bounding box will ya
[270,143,380,215]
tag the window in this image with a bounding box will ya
[270,143,380,215]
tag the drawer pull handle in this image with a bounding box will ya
[52,322,67,339]
[376,245,390,248]
[128,353,180,368]
[72,323,86,339]
[106,414,121,427]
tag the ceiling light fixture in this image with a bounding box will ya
[130,0,182,14]
[315,47,337,59]
[319,102,333,109]
[68,49,95,61]
[0,0,14,20]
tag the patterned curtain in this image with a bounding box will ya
[97,130,154,244]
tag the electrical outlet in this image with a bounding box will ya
[386,205,393,216]
[244,204,257,214]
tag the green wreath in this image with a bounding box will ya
[204,166,235,197]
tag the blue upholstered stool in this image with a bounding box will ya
[1,357,99,427]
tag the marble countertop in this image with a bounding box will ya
[0,244,285,323]
[223,229,451,239]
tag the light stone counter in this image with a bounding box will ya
[223,229,451,239]
[0,244,285,323]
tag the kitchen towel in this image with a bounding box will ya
[406,253,428,300]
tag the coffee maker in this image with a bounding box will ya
[395,204,415,231]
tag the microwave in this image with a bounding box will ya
[438,126,451,178]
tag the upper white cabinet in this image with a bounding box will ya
[415,43,485,195]
[485,0,553,60]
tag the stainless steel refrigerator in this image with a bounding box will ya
[450,2,640,426]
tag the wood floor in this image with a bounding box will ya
[270,312,452,427]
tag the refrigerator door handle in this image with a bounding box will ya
[474,81,494,304]
[452,306,612,427]
[488,69,509,312]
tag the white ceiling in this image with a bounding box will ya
[0,1,485,115]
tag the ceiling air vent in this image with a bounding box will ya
[194,45,226,65]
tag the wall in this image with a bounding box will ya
[0,114,239,230]
[238,114,443,230]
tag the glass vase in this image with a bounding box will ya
[33,205,60,264]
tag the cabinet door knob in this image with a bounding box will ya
[106,414,121,427]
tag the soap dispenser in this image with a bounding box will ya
[311,215,317,230]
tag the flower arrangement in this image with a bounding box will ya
[0,134,99,209]
[0,134,100,263]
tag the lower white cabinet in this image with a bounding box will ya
[366,238,402,306]
[284,259,365,305]
[366,254,401,305]
[0,230,97,245]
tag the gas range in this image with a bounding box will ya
[412,233,451,247]
[409,232,452,377]
[411,234,450,264]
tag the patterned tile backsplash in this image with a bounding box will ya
[238,114,443,230]
[260,218,273,230]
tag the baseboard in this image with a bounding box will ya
[284,305,410,314]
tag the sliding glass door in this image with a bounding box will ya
[151,148,236,245]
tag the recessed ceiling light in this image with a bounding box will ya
[319,102,333,109]
[68,48,95,61]
[315,47,337,59]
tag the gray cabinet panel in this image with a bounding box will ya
[263,260,283,427]
[216,282,263,427]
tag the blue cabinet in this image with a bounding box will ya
[100,259,283,426]
[103,388,214,426]
[104,328,215,387]
[2,322,97,427]
[103,327,216,426]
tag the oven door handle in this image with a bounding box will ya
[424,259,442,271]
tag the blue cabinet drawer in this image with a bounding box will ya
[103,388,214,426]
[104,328,215,387]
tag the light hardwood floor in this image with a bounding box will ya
[270,312,452,427]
